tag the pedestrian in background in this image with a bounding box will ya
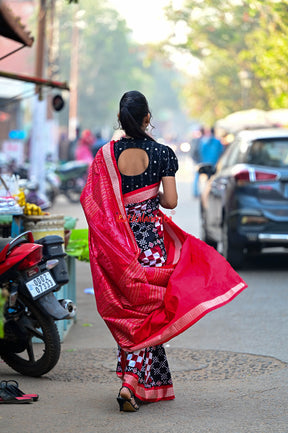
[67,126,81,161]
[191,126,205,197]
[193,126,224,197]
[81,91,247,413]
[199,126,224,167]
[92,131,107,157]
[75,129,95,166]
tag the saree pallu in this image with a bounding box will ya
[80,141,247,352]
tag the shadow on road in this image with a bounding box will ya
[244,250,288,271]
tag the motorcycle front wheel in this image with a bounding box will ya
[0,297,61,377]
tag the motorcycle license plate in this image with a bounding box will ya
[26,272,57,299]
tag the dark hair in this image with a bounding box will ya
[118,90,155,140]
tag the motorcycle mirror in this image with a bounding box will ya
[52,94,65,112]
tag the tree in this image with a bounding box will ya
[56,0,187,136]
[164,0,288,123]
[242,0,288,108]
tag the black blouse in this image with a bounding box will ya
[114,137,178,194]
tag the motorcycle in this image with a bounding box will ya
[12,162,60,210]
[0,231,76,377]
[24,166,60,209]
[55,160,89,204]
[12,160,88,206]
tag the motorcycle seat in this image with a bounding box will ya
[56,161,88,174]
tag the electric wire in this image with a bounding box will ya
[0,87,51,110]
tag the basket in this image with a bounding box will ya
[23,214,65,240]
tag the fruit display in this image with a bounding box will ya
[15,189,44,216]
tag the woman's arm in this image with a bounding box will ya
[159,176,178,209]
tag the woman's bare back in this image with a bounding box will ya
[117,148,149,176]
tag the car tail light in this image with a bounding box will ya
[258,185,273,190]
[18,248,43,270]
[255,171,278,181]
[234,168,278,184]
[234,170,250,182]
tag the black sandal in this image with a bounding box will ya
[0,385,32,404]
[117,387,139,412]
[1,380,39,402]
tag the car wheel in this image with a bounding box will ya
[222,219,244,269]
[200,208,218,249]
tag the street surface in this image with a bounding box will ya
[0,156,287,432]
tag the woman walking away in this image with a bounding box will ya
[80,91,247,412]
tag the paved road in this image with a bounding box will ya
[0,159,287,432]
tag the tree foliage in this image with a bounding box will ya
[165,0,288,123]
[242,0,288,108]
[56,0,186,136]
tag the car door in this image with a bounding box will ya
[205,139,241,241]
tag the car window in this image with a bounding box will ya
[220,138,242,169]
[247,138,288,167]
[216,146,231,171]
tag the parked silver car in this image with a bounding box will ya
[199,128,288,268]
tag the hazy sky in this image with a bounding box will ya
[107,0,184,44]
[107,0,199,75]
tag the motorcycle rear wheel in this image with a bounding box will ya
[65,188,82,203]
[64,180,83,203]
[0,297,61,377]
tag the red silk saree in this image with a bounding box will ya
[80,141,247,352]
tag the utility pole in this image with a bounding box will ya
[68,5,80,141]
[35,0,46,97]
[29,0,47,196]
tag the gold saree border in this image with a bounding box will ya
[130,281,246,350]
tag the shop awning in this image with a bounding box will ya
[0,2,69,92]
[0,0,34,46]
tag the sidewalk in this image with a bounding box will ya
[0,176,287,432]
[1,259,287,433]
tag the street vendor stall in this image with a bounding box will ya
[0,1,74,341]
[0,174,77,340]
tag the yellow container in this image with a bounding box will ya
[23,214,65,240]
